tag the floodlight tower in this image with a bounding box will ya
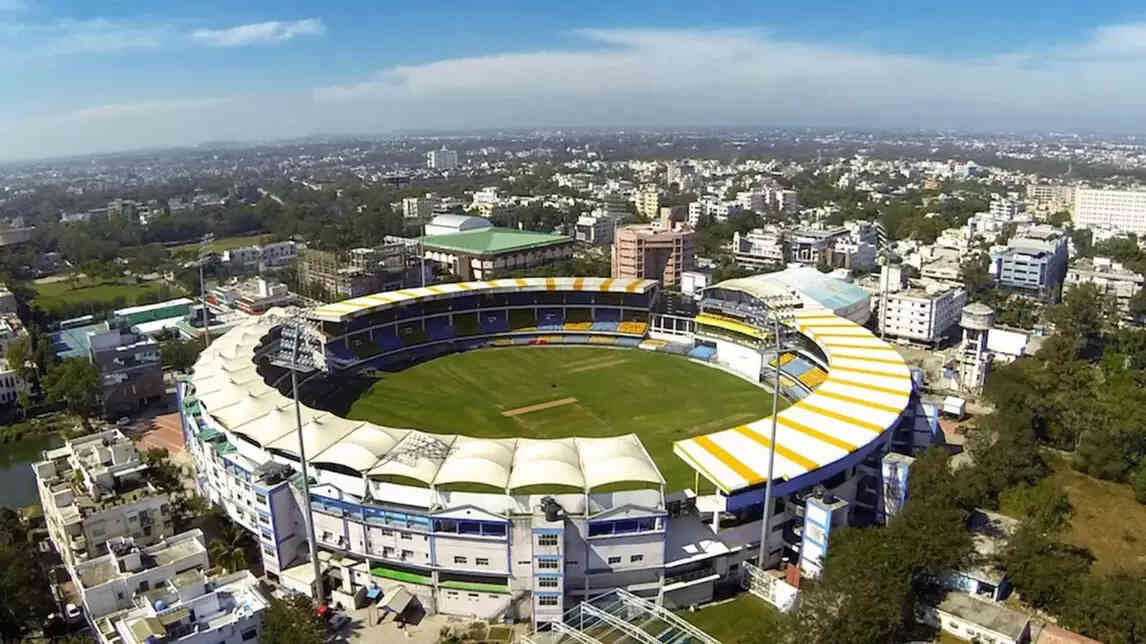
[276,308,328,604]
[744,293,798,569]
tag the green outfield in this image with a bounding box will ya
[344,347,787,491]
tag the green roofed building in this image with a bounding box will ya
[421,227,573,280]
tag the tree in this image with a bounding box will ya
[161,337,203,372]
[0,509,56,640]
[787,448,971,644]
[959,251,993,297]
[1132,464,1146,505]
[43,358,101,426]
[260,594,327,644]
[209,517,250,573]
[1003,524,1093,611]
[143,447,182,493]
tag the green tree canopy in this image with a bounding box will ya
[43,358,101,424]
[260,594,327,644]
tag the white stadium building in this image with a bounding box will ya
[178,276,937,631]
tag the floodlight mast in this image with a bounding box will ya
[749,297,792,570]
[286,312,324,605]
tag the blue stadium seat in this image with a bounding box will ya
[537,308,565,331]
[426,316,456,341]
[591,321,620,332]
[688,346,716,360]
[480,311,509,334]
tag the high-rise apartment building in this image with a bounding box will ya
[636,185,660,221]
[1027,184,1075,210]
[426,147,459,171]
[611,223,696,288]
[990,225,1069,301]
[1074,187,1146,235]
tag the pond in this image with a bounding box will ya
[0,433,62,510]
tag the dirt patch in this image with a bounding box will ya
[502,397,579,417]
[566,357,630,374]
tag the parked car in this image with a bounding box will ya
[65,603,82,623]
[328,614,351,632]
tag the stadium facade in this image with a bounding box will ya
[178,276,936,628]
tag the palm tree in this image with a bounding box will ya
[209,521,249,572]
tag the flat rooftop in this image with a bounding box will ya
[421,227,571,255]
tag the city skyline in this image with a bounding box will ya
[4,1,1146,161]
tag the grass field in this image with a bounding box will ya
[678,594,787,643]
[168,232,271,253]
[1050,462,1146,573]
[33,276,177,315]
[343,347,785,490]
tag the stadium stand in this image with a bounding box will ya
[566,308,592,323]
[479,310,509,334]
[588,336,617,345]
[453,313,479,337]
[426,316,456,341]
[348,334,382,360]
[688,346,717,361]
[508,309,537,331]
[799,367,828,389]
[537,308,565,331]
[398,322,428,346]
[618,321,649,335]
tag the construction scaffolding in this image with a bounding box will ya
[523,589,720,644]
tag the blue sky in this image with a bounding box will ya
[3,1,1146,161]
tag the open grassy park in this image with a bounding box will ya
[342,347,786,491]
[32,275,180,317]
[168,232,272,254]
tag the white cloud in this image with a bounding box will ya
[7,23,1146,161]
[0,18,171,59]
[311,27,1146,133]
[190,18,325,47]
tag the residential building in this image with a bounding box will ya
[424,213,493,237]
[224,241,298,270]
[1065,257,1144,320]
[1074,187,1146,235]
[940,509,1019,602]
[33,430,174,570]
[990,225,1069,300]
[471,187,501,215]
[878,279,968,345]
[989,198,1025,219]
[299,242,412,300]
[736,191,766,212]
[422,228,574,280]
[612,222,696,288]
[403,196,433,220]
[732,227,786,270]
[788,223,878,271]
[773,189,799,214]
[88,328,164,416]
[74,530,206,624]
[109,570,267,644]
[680,270,712,298]
[426,147,459,171]
[1026,183,1075,211]
[574,213,618,245]
[209,277,299,315]
[917,593,1031,644]
[636,185,660,221]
